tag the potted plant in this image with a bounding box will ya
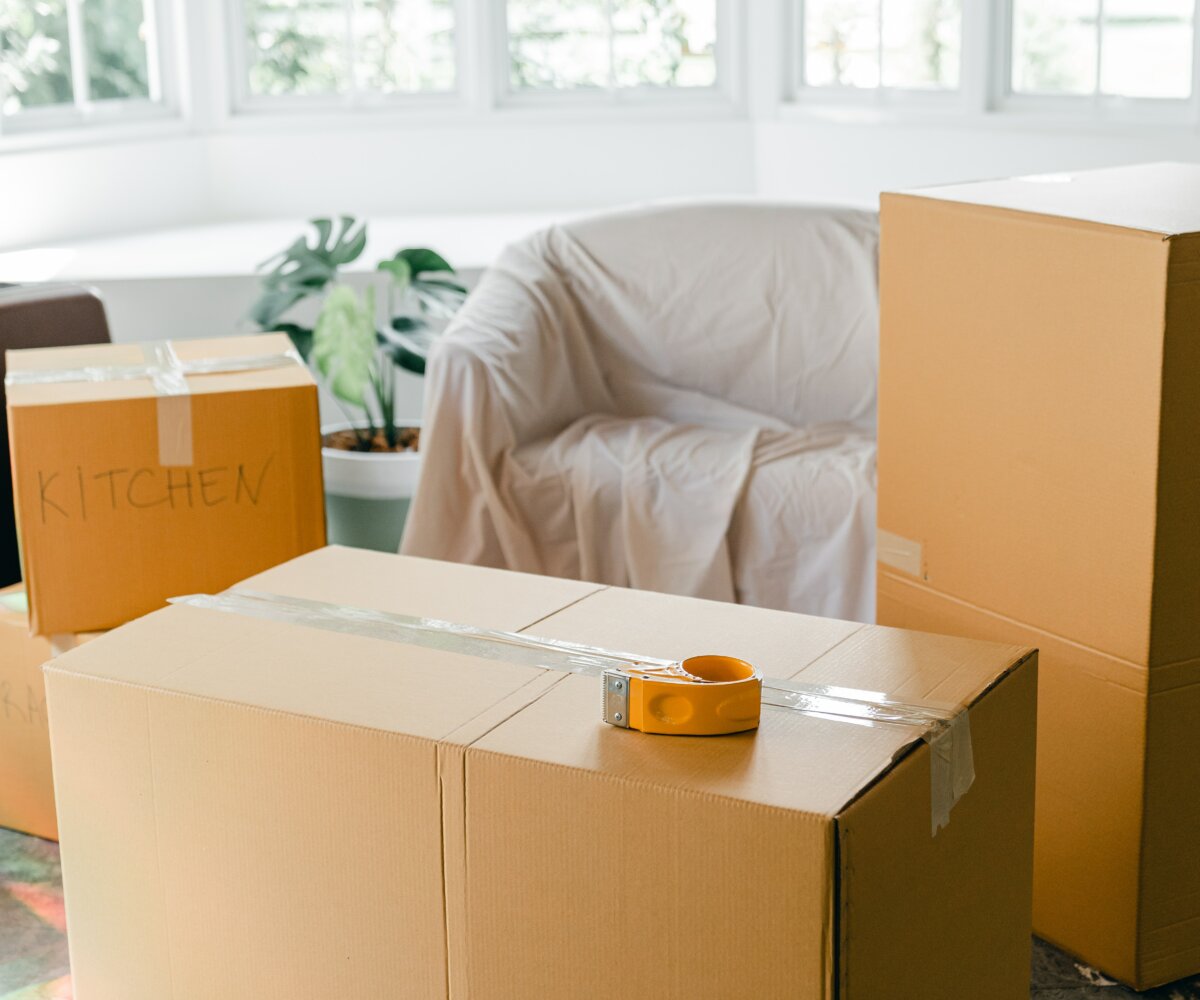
[248,216,467,551]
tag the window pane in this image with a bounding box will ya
[803,0,880,88]
[0,0,74,113]
[612,0,716,88]
[1011,0,1099,95]
[84,0,151,100]
[1101,0,1193,98]
[508,0,610,90]
[245,0,348,96]
[881,0,961,88]
[353,0,455,93]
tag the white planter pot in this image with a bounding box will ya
[321,421,422,552]
[321,421,423,500]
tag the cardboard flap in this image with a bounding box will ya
[482,585,1029,818]
[49,547,1029,816]
[46,549,605,742]
[5,333,314,407]
[235,546,603,630]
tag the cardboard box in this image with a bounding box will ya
[0,583,96,840]
[6,334,326,635]
[46,546,1037,999]
[877,162,1200,989]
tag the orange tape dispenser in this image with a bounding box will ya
[601,655,763,736]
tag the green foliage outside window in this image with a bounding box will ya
[1,0,150,115]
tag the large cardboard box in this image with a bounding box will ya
[46,546,1037,999]
[877,161,1200,989]
[6,334,326,635]
[0,583,95,840]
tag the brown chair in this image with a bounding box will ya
[0,284,112,587]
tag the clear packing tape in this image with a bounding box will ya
[4,341,304,467]
[172,588,976,835]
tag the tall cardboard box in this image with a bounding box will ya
[5,334,326,635]
[877,161,1200,989]
[0,583,95,840]
[46,546,1037,999]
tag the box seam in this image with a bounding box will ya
[142,688,180,1000]
[878,569,1153,687]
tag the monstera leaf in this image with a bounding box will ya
[248,216,368,334]
[311,285,377,409]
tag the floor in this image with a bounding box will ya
[1,827,1197,999]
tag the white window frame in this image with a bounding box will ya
[996,0,1200,125]
[226,0,471,115]
[790,0,970,111]
[0,0,181,139]
[493,0,741,112]
[221,0,742,122]
[785,0,1200,127]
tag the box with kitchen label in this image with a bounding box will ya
[5,333,326,635]
[47,546,1036,999]
[877,162,1200,989]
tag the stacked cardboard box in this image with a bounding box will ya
[0,584,97,839]
[877,162,1200,989]
[5,333,327,635]
[46,546,1037,999]
[2,332,327,837]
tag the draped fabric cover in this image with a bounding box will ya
[402,202,880,622]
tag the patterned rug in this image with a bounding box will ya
[1,825,1197,999]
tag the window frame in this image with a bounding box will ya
[222,0,742,118]
[786,0,1200,126]
[492,0,740,110]
[994,0,1200,123]
[0,0,182,139]
[226,0,471,115]
[790,0,970,109]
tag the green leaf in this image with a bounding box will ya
[390,343,427,376]
[390,247,456,277]
[377,256,413,289]
[312,285,377,409]
[246,216,367,330]
[248,288,308,329]
[273,323,314,362]
[415,276,469,296]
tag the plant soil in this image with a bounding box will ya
[324,427,421,454]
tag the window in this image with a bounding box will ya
[800,0,962,90]
[1010,0,1195,100]
[239,0,456,102]
[0,0,168,133]
[505,0,718,94]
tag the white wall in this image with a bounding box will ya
[755,116,1200,205]
[6,115,1197,255]
[0,120,756,252]
[0,135,209,250]
[204,121,756,219]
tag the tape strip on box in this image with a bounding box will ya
[877,528,924,578]
[171,588,976,834]
[4,341,303,469]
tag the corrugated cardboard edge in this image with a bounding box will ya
[881,189,1185,240]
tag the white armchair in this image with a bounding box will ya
[401,202,879,621]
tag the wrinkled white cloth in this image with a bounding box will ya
[402,201,880,622]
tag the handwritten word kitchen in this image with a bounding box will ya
[34,456,276,523]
